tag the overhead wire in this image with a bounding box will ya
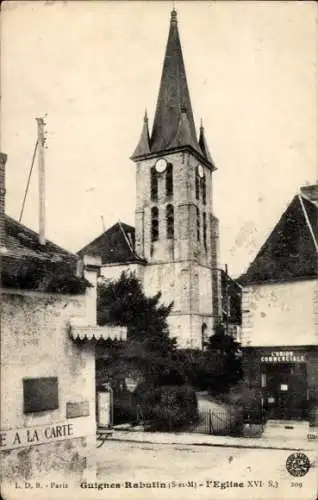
[19,140,38,223]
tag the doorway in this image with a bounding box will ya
[261,363,308,420]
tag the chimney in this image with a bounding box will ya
[36,117,46,245]
[0,152,8,250]
[300,184,318,205]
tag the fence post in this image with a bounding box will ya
[209,411,213,434]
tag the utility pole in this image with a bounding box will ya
[224,264,229,335]
[36,117,46,245]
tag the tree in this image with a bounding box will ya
[206,321,243,392]
[96,273,197,428]
[97,271,176,354]
[96,271,179,394]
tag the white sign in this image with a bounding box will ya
[97,392,111,427]
[0,419,90,451]
[125,377,138,392]
[261,351,305,363]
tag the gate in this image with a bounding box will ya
[193,408,240,435]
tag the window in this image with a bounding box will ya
[203,212,207,250]
[261,374,267,388]
[166,163,173,198]
[195,167,200,200]
[23,377,58,413]
[166,204,174,239]
[196,206,200,242]
[151,206,159,241]
[201,175,206,205]
[151,167,158,201]
[201,323,208,350]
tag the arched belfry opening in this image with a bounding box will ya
[201,322,208,350]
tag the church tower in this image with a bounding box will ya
[131,10,221,348]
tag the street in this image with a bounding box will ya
[95,440,317,500]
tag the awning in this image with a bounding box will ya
[69,319,127,341]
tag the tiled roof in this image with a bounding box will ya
[5,215,73,261]
[78,222,145,265]
[239,188,318,285]
[1,215,90,294]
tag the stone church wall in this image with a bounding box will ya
[143,261,214,348]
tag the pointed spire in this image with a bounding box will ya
[150,10,202,155]
[131,109,150,158]
[199,119,214,166]
[171,8,177,25]
[170,109,200,151]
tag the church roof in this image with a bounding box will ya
[239,186,318,285]
[199,122,214,166]
[131,111,150,158]
[77,222,145,265]
[131,10,214,168]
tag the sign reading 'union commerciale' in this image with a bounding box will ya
[261,351,306,363]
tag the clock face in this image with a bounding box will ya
[198,165,204,178]
[155,158,167,173]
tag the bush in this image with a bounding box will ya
[233,381,263,424]
[113,391,138,425]
[136,384,198,432]
[171,349,226,391]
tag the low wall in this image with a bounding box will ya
[0,435,94,487]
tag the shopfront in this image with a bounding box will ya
[260,350,308,420]
[243,346,318,424]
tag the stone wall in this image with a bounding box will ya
[1,436,92,486]
[0,289,96,486]
[241,279,318,347]
[100,262,144,283]
[143,262,213,348]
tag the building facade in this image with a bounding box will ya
[0,153,126,489]
[239,185,318,425]
[79,10,222,349]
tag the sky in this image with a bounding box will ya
[1,0,317,277]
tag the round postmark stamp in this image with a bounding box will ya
[286,452,311,477]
